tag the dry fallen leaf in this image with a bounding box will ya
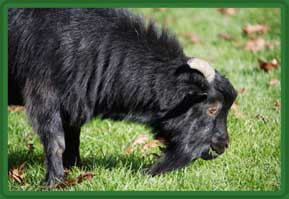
[9,162,26,184]
[55,172,95,189]
[55,178,78,189]
[245,38,266,52]
[242,24,268,35]
[147,153,161,158]
[153,8,168,12]
[141,140,163,152]
[239,87,246,94]
[125,133,149,154]
[231,101,244,118]
[269,79,280,86]
[218,8,238,16]
[23,133,33,140]
[181,33,201,44]
[162,17,176,24]
[8,106,25,113]
[256,114,268,123]
[64,169,70,175]
[275,100,281,109]
[27,143,34,152]
[77,172,94,183]
[218,33,234,41]
[231,102,238,110]
[259,58,279,72]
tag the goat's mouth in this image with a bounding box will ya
[200,145,226,160]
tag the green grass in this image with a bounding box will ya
[8,8,280,191]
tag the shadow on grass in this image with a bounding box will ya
[8,150,44,170]
[80,154,154,173]
[8,150,153,174]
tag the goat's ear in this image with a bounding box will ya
[159,90,207,120]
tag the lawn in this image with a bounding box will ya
[8,8,281,191]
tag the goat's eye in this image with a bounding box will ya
[207,105,219,116]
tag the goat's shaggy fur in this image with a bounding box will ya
[9,8,237,186]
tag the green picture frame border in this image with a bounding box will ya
[0,0,288,198]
